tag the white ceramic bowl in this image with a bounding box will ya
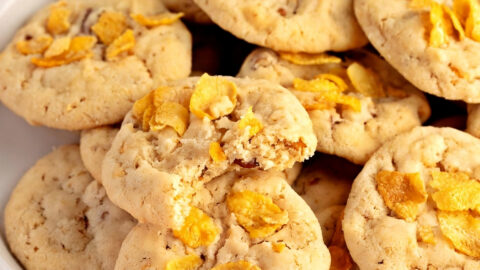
[0,1,80,268]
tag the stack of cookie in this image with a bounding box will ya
[1,0,479,269]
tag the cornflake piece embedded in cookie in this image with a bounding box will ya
[80,126,119,183]
[343,127,480,269]
[238,48,431,164]
[114,170,330,270]
[4,145,136,270]
[193,0,368,53]
[102,75,317,228]
[293,154,361,269]
[0,0,191,130]
[355,0,480,102]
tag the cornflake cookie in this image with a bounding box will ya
[293,154,361,270]
[467,105,480,137]
[115,170,330,270]
[4,145,136,270]
[238,48,431,164]
[193,0,367,53]
[355,0,480,102]
[0,0,191,130]
[80,126,119,183]
[162,0,211,23]
[343,127,480,269]
[102,75,317,228]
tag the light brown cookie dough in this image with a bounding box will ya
[102,75,317,228]
[162,0,211,23]
[355,0,480,102]
[238,48,431,164]
[467,105,480,138]
[4,145,136,270]
[284,162,302,185]
[343,127,480,269]
[192,0,367,53]
[115,170,330,270]
[0,0,191,130]
[80,126,119,183]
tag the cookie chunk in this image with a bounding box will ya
[162,0,211,23]
[0,0,191,130]
[343,127,480,269]
[102,75,317,227]
[238,48,430,164]
[193,0,367,53]
[80,126,119,183]
[355,0,480,102]
[467,105,480,137]
[115,170,330,270]
[4,145,136,270]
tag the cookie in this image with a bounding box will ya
[80,126,119,183]
[238,48,431,164]
[467,105,480,138]
[284,162,302,185]
[115,170,330,270]
[0,0,191,130]
[343,127,480,269]
[102,75,317,228]
[193,0,367,53]
[4,145,136,270]
[355,0,480,102]
[162,0,211,24]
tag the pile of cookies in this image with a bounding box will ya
[1,0,479,269]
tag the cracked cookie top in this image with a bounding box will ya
[192,0,367,53]
[0,0,191,130]
[343,127,480,269]
[101,75,317,227]
[114,170,330,270]
[4,145,136,270]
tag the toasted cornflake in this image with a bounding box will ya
[106,29,135,60]
[272,242,286,253]
[44,36,71,58]
[293,77,361,112]
[16,35,53,55]
[444,5,466,41]
[209,142,227,163]
[430,3,453,47]
[190,74,237,120]
[417,225,436,244]
[347,62,385,98]
[173,207,218,248]
[31,36,96,67]
[430,171,480,214]
[47,1,71,35]
[131,12,184,27]
[329,246,353,270]
[465,0,480,41]
[438,211,480,258]
[410,0,434,9]
[227,190,288,238]
[211,261,261,270]
[278,51,341,65]
[165,254,203,270]
[133,91,154,129]
[238,107,263,137]
[91,11,127,45]
[150,102,189,135]
[376,171,428,222]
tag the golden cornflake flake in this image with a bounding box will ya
[272,242,286,253]
[429,2,453,47]
[165,254,203,270]
[47,1,71,35]
[131,12,184,27]
[278,51,342,65]
[376,171,428,222]
[417,225,436,244]
[211,261,261,270]
[227,190,288,238]
[238,107,263,137]
[150,102,189,136]
[430,170,480,214]
[190,74,238,120]
[16,35,53,55]
[31,36,96,67]
[209,142,227,163]
[43,36,70,58]
[91,11,127,45]
[173,207,218,248]
[464,0,480,41]
[106,29,135,60]
[346,62,386,98]
[438,211,480,258]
